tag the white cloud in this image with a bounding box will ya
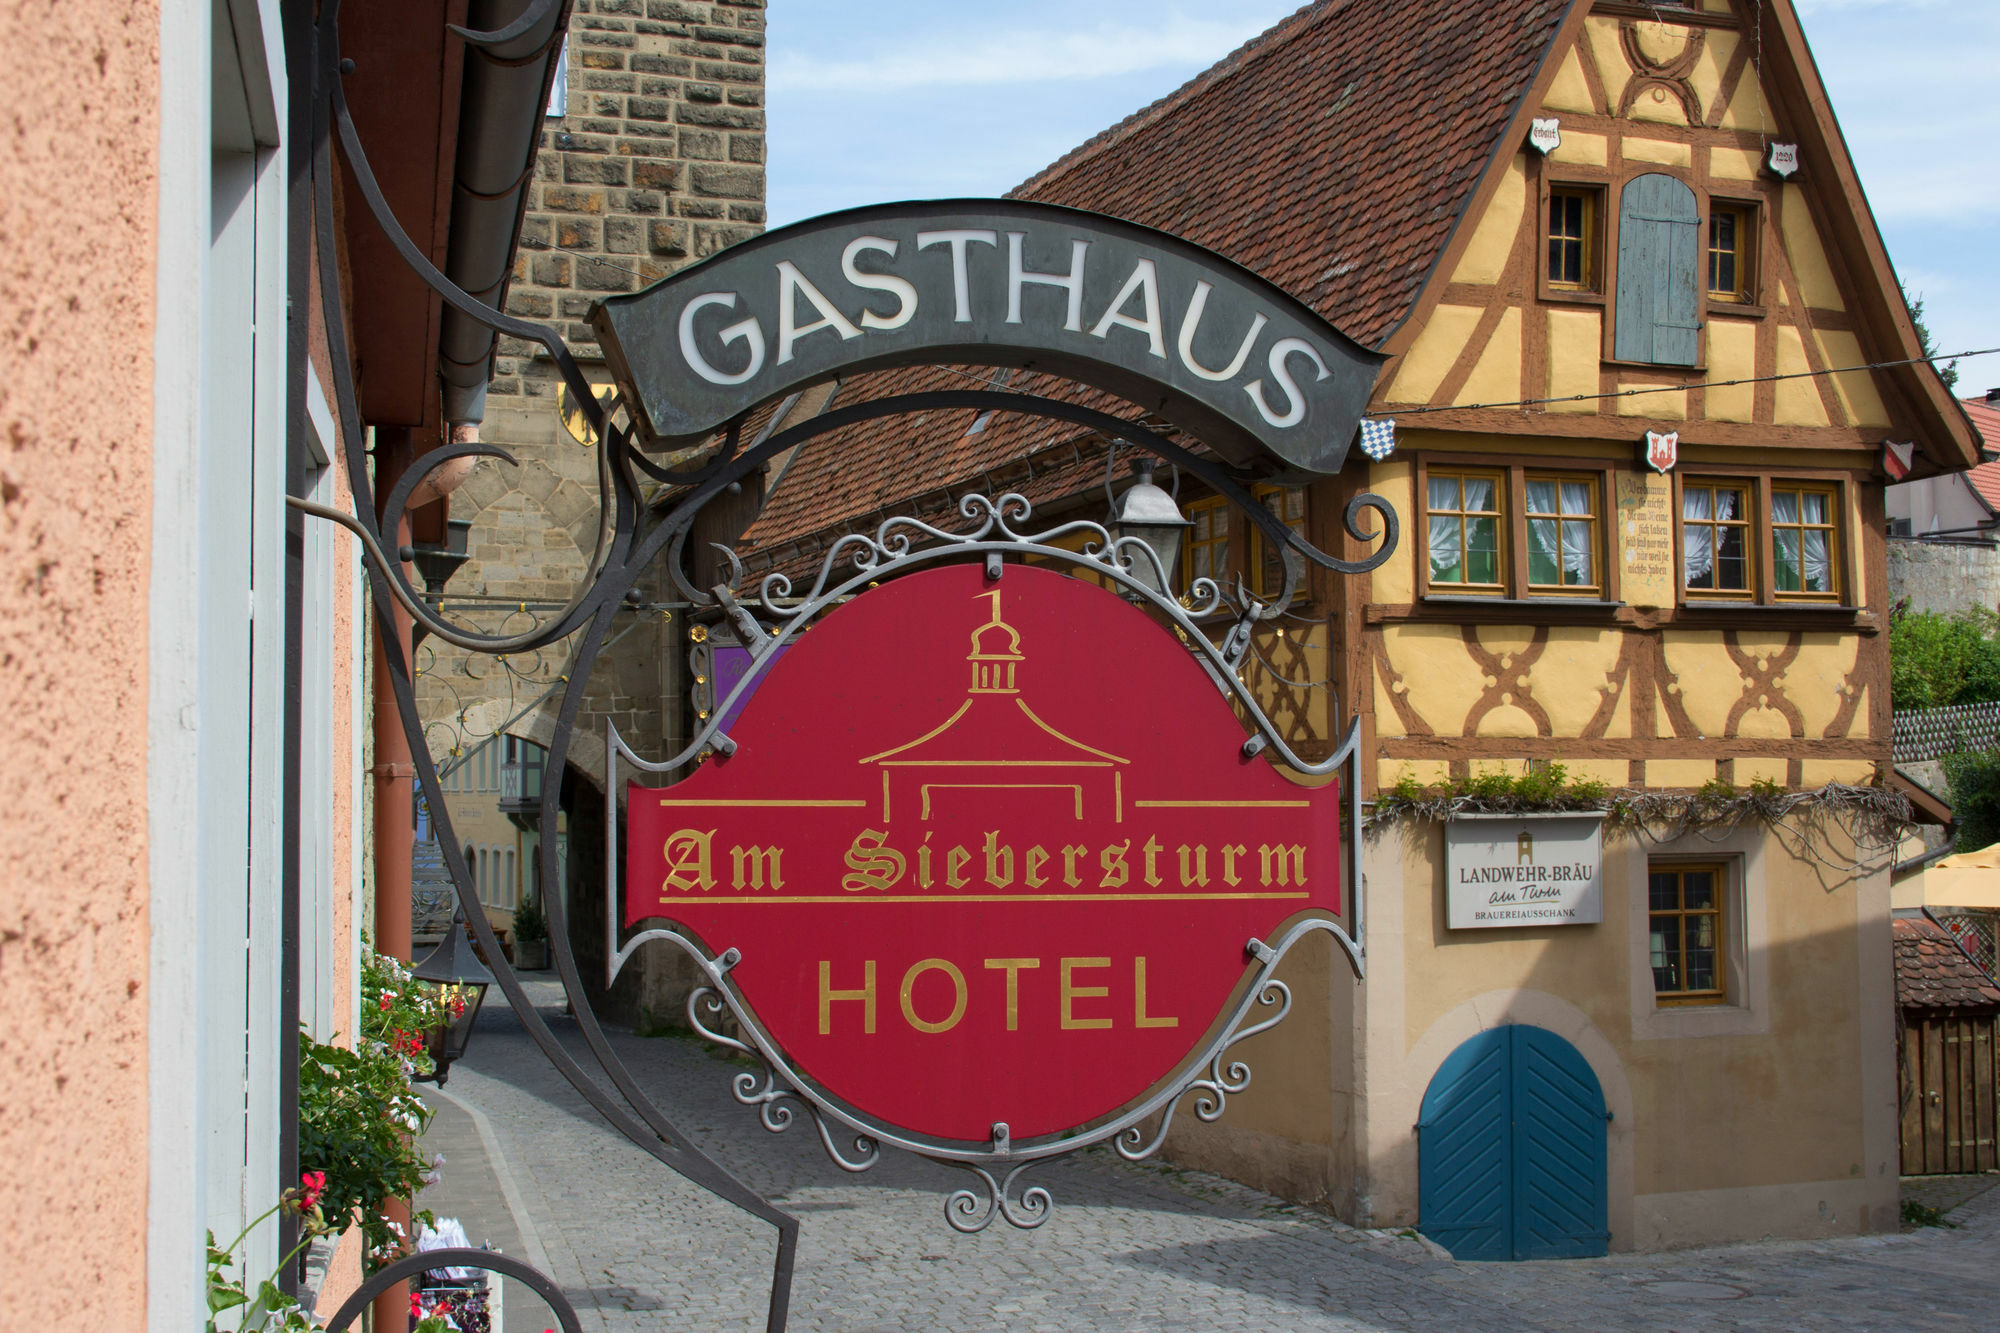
[769,12,1292,93]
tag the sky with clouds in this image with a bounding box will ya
[765,0,1995,395]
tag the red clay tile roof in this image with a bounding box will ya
[1955,398,2000,512]
[1895,915,2000,1011]
[1011,0,1571,350]
[1962,395,2000,449]
[744,0,1572,552]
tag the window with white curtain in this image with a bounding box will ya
[1771,483,1838,600]
[1682,479,1752,597]
[1525,474,1600,594]
[1679,476,1844,604]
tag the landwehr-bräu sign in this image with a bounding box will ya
[625,565,1342,1144]
[1444,814,1605,929]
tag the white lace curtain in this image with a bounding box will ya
[1682,486,1735,585]
[1526,479,1593,584]
[1774,489,1832,591]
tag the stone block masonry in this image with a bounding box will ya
[490,0,765,401]
[415,0,763,777]
[413,0,763,1030]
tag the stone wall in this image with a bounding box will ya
[1886,536,2000,618]
[414,0,764,1026]
[492,0,765,394]
[415,0,765,753]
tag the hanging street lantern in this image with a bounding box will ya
[408,516,474,599]
[1110,458,1193,597]
[411,910,494,1086]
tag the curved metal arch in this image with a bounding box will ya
[321,1248,582,1333]
[302,0,1401,1320]
[643,388,1396,613]
[306,9,802,1329]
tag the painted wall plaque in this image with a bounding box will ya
[624,564,1342,1144]
[589,199,1383,476]
[1444,813,1605,929]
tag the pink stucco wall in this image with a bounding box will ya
[0,1,160,1324]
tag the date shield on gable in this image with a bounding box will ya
[587,200,1385,478]
[1528,117,1562,155]
[1644,429,1679,474]
[622,564,1342,1145]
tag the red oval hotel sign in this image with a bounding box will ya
[625,564,1340,1144]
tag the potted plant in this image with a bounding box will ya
[511,893,548,970]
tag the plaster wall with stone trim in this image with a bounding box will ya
[1168,815,1899,1250]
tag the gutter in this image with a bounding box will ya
[1894,831,1958,878]
[439,0,571,426]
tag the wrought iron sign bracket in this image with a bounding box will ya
[302,0,1396,1318]
[601,496,1373,1231]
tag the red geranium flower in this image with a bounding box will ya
[299,1170,326,1207]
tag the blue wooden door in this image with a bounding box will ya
[1418,1025,1608,1260]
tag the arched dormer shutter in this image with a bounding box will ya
[1614,173,1701,366]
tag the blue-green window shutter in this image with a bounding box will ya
[1614,173,1701,366]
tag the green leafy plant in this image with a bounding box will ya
[296,945,454,1264]
[1901,1198,1958,1229]
[205,1176,328,1333]
[1890,608,2000,710]
[511,891,547,945]
[1905,285,1960,392]
[1942,748,2000,852]
[1377,760,1608,817]
[1693,777,1739,806]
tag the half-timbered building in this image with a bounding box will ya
[704,0,1980,1253]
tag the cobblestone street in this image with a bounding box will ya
[422,983,2000,1332]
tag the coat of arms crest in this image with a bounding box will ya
[1644,430,1679,474]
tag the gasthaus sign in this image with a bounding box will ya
[1444,813,1606,930]
[624,564,1342,1144]
[589,199,1381,476]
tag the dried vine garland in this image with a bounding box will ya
[1367,778,1917,880]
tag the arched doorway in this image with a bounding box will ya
[1417,1024,1609,1261]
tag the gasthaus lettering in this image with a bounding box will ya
[589,200,1381,476]
[623,565,1344,1144]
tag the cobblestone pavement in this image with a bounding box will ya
[431,982,2000,1331]
[1902,1173,2000,1219]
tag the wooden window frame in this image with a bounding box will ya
[1249,483,1309,601]
[1677,475,1757,602]
[1420,466,1508,595]
[1414,454,1623,604]
[1523,472,1605,597]
[1704,196,1761,310]
[1182,493,1232,595]
[1648,861,1729,1007]
[1537,171,1610,307]
[1672,468,1855,609]
[1769,480,1843,604]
